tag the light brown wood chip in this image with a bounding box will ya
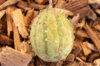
[25,9,34,26]
[85,23,100,53]
[0,0,20,10]
[76,29,89,38]
[6,7,14,37]
[13,23,22,51]
[0,47,32,66]
[81,42,92,56]
[12,9,29,38]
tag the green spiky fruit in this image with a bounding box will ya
[30,8,74,62]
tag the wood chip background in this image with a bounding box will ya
[0,0,100,66]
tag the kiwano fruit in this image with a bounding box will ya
[30,8,74,62]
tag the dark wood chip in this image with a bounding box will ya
[0,34,13,45]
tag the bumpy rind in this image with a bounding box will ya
[30,8,74,62]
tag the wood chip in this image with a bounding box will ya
[93,59,100,66]
[88,0,100,4]
[0,0,20,10]
[17,1,31,10]
[0,47,32,66]
[61,0,91,18]
[49,61,63,66]
[63,0,88,11]
[94,24,100,31]
[77,18,85,29]
[71,14,80,25]
[13,23,21,50]
[87,42,98,52]
[12,9,29,38]
[76,57,85,63]
[79,62,93,66]
[19,41,35,56]
[0,34,13,45]
[28,61,35,66]
[80,56,86,61]
[55,0,66,8]
[0,0,6,5]
[76,29,89,38]
[96,9,100,14]
[87,9,97,21]
[35,0,48,4]
[72,41,82,56]
[25,9,34,26]
[6,7,14,37]
[72,61,80,66]
[0,10,5,19]
[81,42,92,56]
[84,23,100,53]
[29,2,46,10]
[66,54,75,62]
[94,30,100,40]
[88,53,100,62]
[73,6,91,18]
[0,20,6,35]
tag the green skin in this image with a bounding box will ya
[30,8,74,62]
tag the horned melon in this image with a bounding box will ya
[30,8,74,62]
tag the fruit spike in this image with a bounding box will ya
[30,8,74,62]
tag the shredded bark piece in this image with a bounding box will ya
[35,0,48,4]
[73,6,91,18]
[29,2,47,10]
[71,14,80,25]
[0,0,6,5]
[77,18,85,29]
[0,47,32,66]
[19,41,35,56]
[76,29,89,38]
[87,42,98,52]
[93,30,100,40]
[55,0,66,8]
[11,9,29,38]
[66,54,75,62]
[0,20,6,35]
[79,62,93,66]
[72,40,82,56]
[81,42,92,56]
[25,9,34,26]
[88,53,100,62]
[6,7,14,37]
[17,1,31,10]
[84,23,100,53]
[76,57,85,63]
[88,0,100,5]
[94,24,100,31]
[93,59,100,66]
[0,0,20,10]
[0,34,13,45]
[63,0,88,11]
[13,23,21,51]
[87,9,97,21]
